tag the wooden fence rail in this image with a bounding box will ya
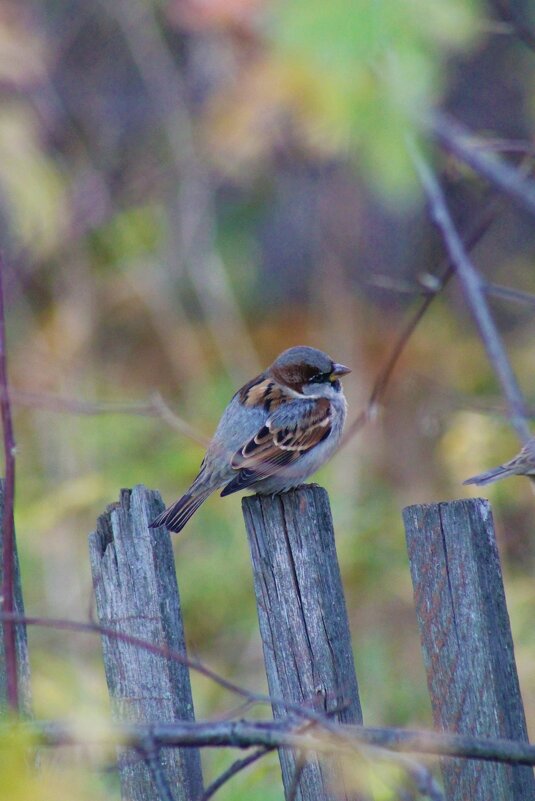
[403,498,535,801]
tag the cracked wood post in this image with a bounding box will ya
[0,479,31,714]
[89,485,203,801]
[243,484,366,801]
[403,498,535,801]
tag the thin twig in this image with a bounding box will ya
[6,388,209,447]
[0,610,338,727]
[484,281,535,308]
[343,197,497,443]
[366,269,535,309]
[200,748,271,801]
[471,138,535,156]
[0,611,255,703]
[210,698,257,722]
[149,392,210,446]
[409,139,531,443]
[489,0,535,53]
[286,751,306,801]
[401,371,535,420]
[392,754,444,801]
[141,738,176,801]
[428,113,535,216]
[0,254,18,710]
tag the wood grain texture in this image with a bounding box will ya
[0,479,31,713]
[89,485,203,801]
[243,484,365,801]
[403,498,535,801]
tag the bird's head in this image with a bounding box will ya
[269,346,351,396]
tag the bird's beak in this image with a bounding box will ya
[331,363,351,378]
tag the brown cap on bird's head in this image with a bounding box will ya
[269,346,351,393]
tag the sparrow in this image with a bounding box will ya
[463,436,535,486]
[149,346,351,533]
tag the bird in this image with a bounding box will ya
[463,436,535,486]
[149,345,351,533]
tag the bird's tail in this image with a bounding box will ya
[149,485,213,533]
[463,464,512,486]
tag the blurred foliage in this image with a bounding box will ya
[0,0,535,798]
[0,721,110,800]
[204,0,481,195]
[271,0,481,192]
[0,105,66,256]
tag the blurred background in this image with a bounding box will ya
[3,0,535,798]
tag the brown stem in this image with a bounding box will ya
[0,254,18,710]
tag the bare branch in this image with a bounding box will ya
[7,388,209,447]
[401,371,535,421]
[343,198,497,443]
[5,610,535,773]
[141,739,177,801]
[17,717,535,767]
[409,139,531,443]
[470,138,535,156]
[366,269,535,311]
[149,392,210,446]
[428,113,535,216]
[200,748,271,801]
[0,611,257,704]
[0,254,18,710]
[0,610,347,727]
[286,752,306,801]
[483,281,535,308]
[489,0,535,54]
[395,755,444,801]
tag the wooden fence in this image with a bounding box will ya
[2,481,535,800]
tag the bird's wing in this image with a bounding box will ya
[220,398,332,496]
[238,374,296,413]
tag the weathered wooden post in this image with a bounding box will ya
[242,484,366,801]
[89,485,203,801]
[0,479,31,714]
[403,498,535,801]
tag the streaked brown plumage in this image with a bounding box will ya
[149,346,351,533]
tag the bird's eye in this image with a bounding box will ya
[308,372,329,384]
